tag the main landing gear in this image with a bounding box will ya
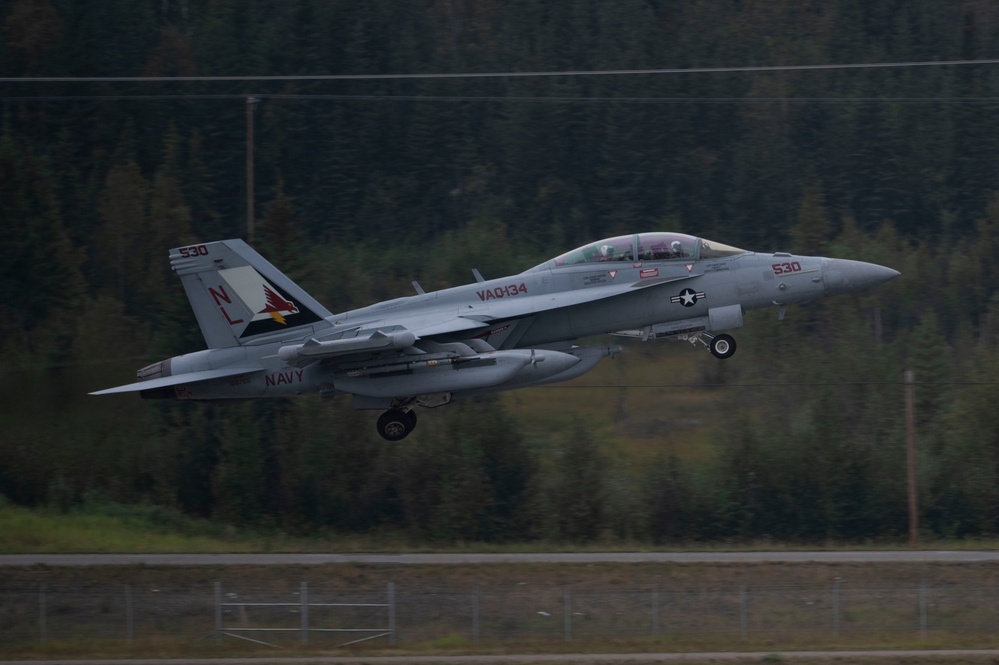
[377,408,417,441]
[675,330,737,359]
[705,333,737,359]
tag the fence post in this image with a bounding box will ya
[652,585,660,635]
[214,581,222,644]
[388,582,396,646]
[471,587,480,644]
[919,580,927,640]
[38,582,46,647]
[125,584,134,642]
[564,589,572,642]
[300,581,309,646]
[739,585,748,640]
[832,579,841,638]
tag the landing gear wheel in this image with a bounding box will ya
[709,334,737,359]
[377,409,417,441]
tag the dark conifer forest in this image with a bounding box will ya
[5,0,999,543]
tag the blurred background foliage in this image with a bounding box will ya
[4,0,999,544]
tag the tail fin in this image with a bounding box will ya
[170,240,332,349]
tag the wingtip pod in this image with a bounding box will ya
[821,258,900,296]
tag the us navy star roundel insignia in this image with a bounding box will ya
[671,288,706,307]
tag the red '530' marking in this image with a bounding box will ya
[179,245,209,258]
[477,283,528,301]
[772,261,802,275]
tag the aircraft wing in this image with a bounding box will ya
[89,366,264,395]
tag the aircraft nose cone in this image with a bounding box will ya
[822,258,900,295]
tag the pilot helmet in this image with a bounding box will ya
[600,244,615,258]
[671,240,682,254]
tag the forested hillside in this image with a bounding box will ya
[4,0,999,543]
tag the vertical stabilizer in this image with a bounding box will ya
[170,240,332,348]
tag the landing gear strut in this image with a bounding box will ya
[377,408,417,441]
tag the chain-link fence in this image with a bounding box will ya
[2,580,998,649]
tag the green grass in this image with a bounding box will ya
[7,498,999,555]
[0,500,263,554]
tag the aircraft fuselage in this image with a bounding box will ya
[94,233,899,440]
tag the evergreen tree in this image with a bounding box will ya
[645,454,695,544]
[0,128,83,359]
[212,403,273,526]
[547,424,606,542]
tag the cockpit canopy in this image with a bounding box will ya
[529,233,747,271]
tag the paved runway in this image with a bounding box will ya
[3,550,999,566]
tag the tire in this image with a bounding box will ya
[710,334,737,359]
[377,409,413,441]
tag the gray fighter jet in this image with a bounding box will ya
[92,233,899,440]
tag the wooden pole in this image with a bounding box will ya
[246,97,256,242]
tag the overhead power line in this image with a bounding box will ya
[3,58,999,84]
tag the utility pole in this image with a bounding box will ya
[905,369,918,547]
[246,96,258,242]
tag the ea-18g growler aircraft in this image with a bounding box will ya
[92,233,899,440]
